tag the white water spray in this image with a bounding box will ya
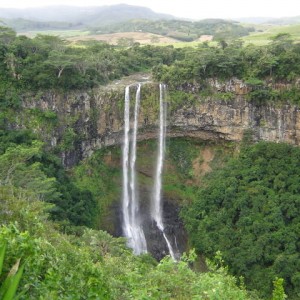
[129,84,147,253]
[122,85,147,254]
[152,83,176,260]
[122,86,131,246]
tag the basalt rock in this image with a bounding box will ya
[18,76,300,259]
[20,77,300,167]
[121,184,187,261]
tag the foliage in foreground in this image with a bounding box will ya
[183,142,300,299]
[0,223,255,299]
[0,241,24,300]
[0,135,255,299]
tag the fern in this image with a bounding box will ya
[0,242,24,300]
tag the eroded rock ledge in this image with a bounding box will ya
[21,77,300,166]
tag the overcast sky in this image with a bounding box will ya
[0,0,299,19]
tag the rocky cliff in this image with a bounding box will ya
[18,75,300,259]
[20,76,300,166]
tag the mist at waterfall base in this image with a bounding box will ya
[121,83,179,260]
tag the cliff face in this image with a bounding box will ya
[19,77,300,259]
[21,77,300,166]
[171,96,300,144]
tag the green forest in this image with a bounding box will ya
[182,142,300,299]
[0,23,300,299]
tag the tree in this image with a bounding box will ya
[271,33,293,54]
[0,141,60,201]
[117,37,135,47]
[218,39,228,50]
[46,50,75,78]
[4,53,19,79]
[257,49,278,77]
[150,35,160,44]
[0,27,16,46]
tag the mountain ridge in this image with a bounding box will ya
[0,4,174,25]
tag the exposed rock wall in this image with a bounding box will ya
[21,78,300,166]
[170,96,300,145]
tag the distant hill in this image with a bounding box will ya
[0,4,254,41]
[0,4,174,27]
[267,16,300,25]
[0,18,77,31]
[233,17,276,24]
[83,4,174,26]
[234,16,300,25]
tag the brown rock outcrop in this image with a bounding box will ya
[20,78,300,166]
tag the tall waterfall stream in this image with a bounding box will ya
[122,83,177,260]
[122,84,147,255]
[151,84,177,260]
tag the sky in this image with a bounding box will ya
[0,0,299,20]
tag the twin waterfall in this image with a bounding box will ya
[151,84,176,260]
[122,83,177,260]
[122,84,147,254]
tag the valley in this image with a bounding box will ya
[0,2,300,299]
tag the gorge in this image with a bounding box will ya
[3,74,300,297]
[1,9,300,297]
[17,76,300,260]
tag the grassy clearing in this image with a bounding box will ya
[151,40,218,48]
[68,31,179,45]
[164,41,201,48]
[242,24,300,45]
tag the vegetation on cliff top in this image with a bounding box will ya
[153,33,300,87]
[0,26,181,91]
[1,25,299,118]
[152,33,300,106]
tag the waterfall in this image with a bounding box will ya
[151,83,177,260]
[122,85,147,255]
[129,84,147,254]
[122,86,131,247]
[122,83,178,259]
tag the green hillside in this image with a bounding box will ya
[242,24,300,45]
[0,17,78,32]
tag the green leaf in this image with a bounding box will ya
[0,258,20,298]
[0,241,6,275]
[3,261,24,300]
